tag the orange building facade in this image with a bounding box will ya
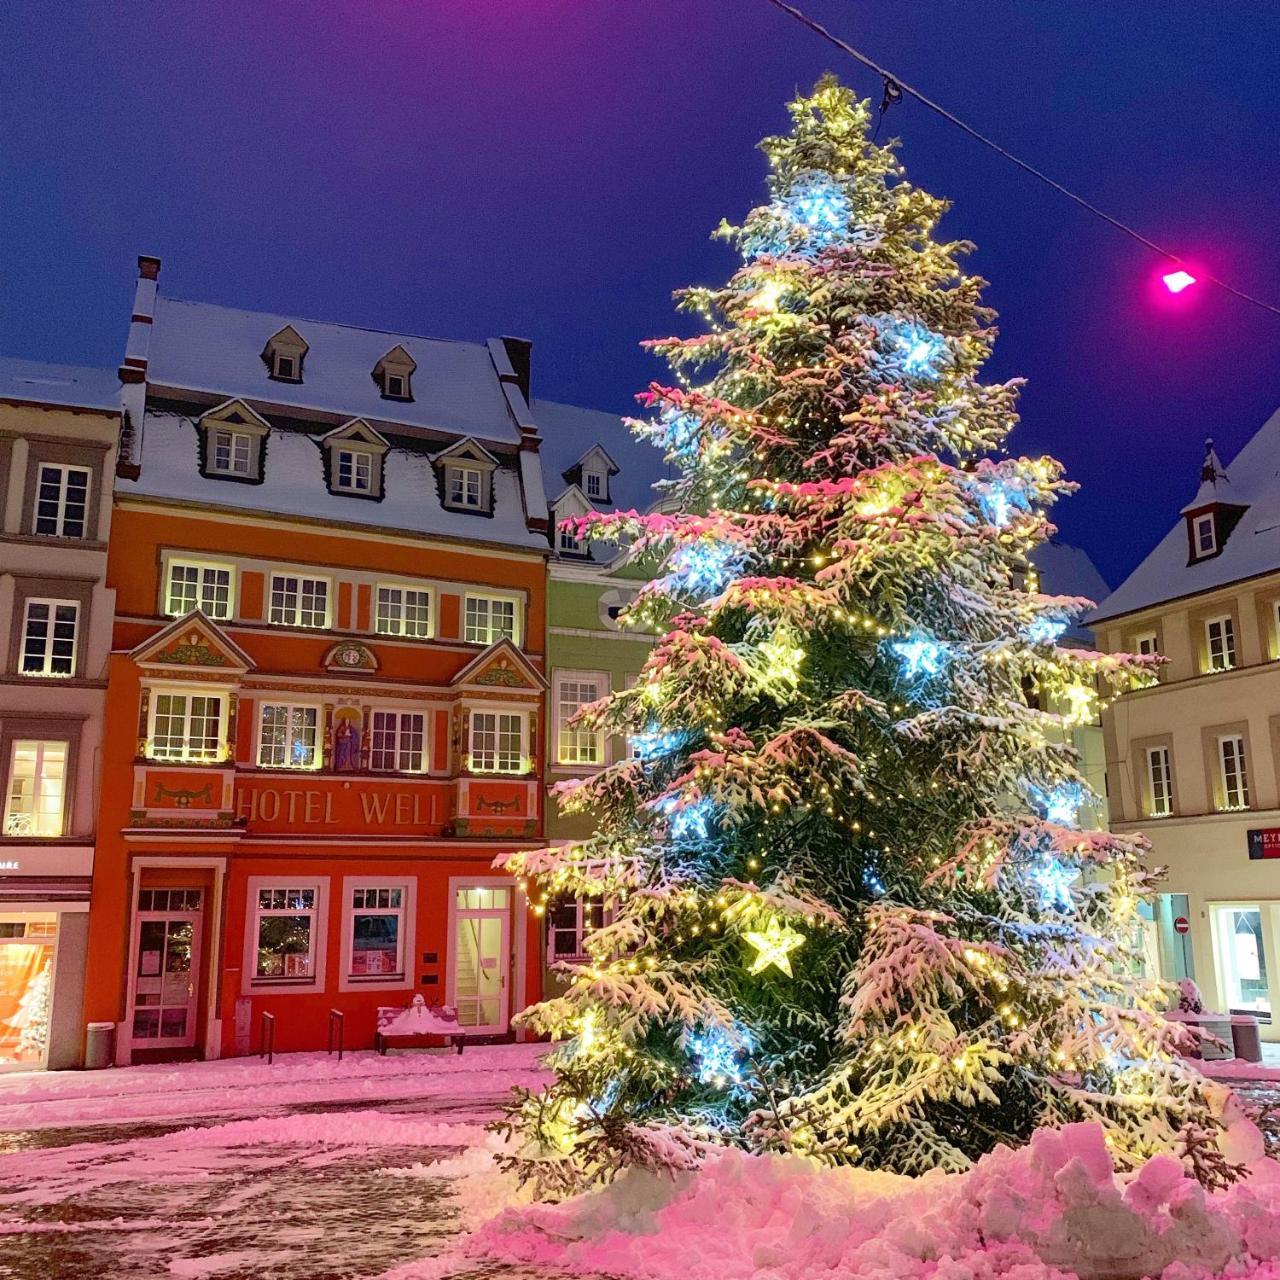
[84,259,554,1062]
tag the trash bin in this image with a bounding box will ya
[84,1021,115,1070]
[1232,1016,1263,1064]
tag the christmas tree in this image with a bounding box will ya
[502,77,1230,1195]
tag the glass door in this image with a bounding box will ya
[131,889,203,1048]
[0,915,57,1069]
[1215,904,1271,1018]
[453,885,510,1032]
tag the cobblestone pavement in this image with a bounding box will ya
[0,1052,560,1280]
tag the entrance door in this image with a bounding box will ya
[453,885,510,1033]
[131,888,203,1049]
[0,914,57,1069]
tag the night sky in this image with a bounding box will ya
[3,1,1279,590]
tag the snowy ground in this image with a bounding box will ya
[0,1045,558,1280]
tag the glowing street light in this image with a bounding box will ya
[1162,269,1197,294]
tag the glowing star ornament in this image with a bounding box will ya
[750,278,786,313]
[668,539,744,598]
[891,636,947,679]
[783,171,851,246]
[689,1025,754,1087]
[1026,617,1067,645]
[743,917,805,977]
[1030,856,1076,913]
[1032,782,1087,827]
[1162,269,1197,294]
[893,324,948,378]
[1063,682,1098,725]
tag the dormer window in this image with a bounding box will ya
[449,465,483,509]
[435,438,498,516]
[262,325,309,384]
[373,344,416,402]
[197,400,270,484]
[321,419,388,501]
[1193,513,1216,558]
[561,445,618,508]
[559,526,585,555]
[584,470,604,500]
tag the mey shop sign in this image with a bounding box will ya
[1247,829,1280,861]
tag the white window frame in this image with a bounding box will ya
[583,469,604,500]
[446,464,484,510]
[1218,733,1251,811]
[272,352,297,381]
[256,701,322,770]
[1193,513,1217,557]
[554,670,608,767]
[546,896,611,965]
[164,558,236,620]
[32,463,91,538]
[1146,745,1173,818]
[1134,631,1159,657]
[374,583,433,639]
[369,709,427,774]
[243,876,328,992]
[208,426,253,477]
[468,707,529,774]
[332,446,374,495]
[339,876,416,992]
[269,572,332,629]
[384,372,407,399]
[1205,614,1236,672]
[20,598,79,677]
[558,526,585,555]
[463,592,521,646]
[3,740,69,837]
[146,686,229,763]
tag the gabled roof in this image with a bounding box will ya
[146,297,524,445]
[0,357,120,413]
[1179,439,1243,514]
[1090,406,1280,624]
[564,444,620,479]
[433,436,499,467]
[451,637,547,691]
[198,397,271,432]
[130,611,255,674]
[320,418,390,450]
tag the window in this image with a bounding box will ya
[273,353,296,381]
[1134,632,1159,657]
[21,600,78,677]
[149,692,224,762]
[209,428,252,476]
[270,574,330,629]
[348,886,406,978]
[1146,745,1173,817]
[469,711,525,773]
[253,886,317,981]
[375,585,431,638]
[370,710,426,773]
[1218,734,1250,811]
[547,898,607,964]
[258,704,320,769]
[384,373,407,399]
[464,594,518,646]
[559,527,585,555]
[1193,513,1216,558]
[584,470,604,500]
[1205,615,1236,672]
[3,741,67,837]
[1216,906,1270,1017]
[333,448,373,494]
[33,464,90,538]
[556,674,604,766]
[447,464,483,510]
[166,561,234,620]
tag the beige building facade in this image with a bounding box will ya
[0,358,120,1068]
[1093,417,1280,1037]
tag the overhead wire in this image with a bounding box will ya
[764,0,1280,319]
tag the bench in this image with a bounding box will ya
[374,994,466,1055]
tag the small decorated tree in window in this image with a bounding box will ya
[501,77,1231,1194]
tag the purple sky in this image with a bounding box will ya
[3,1,1279,589]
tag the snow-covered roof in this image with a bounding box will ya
[121,410,547,550]
[146,298,523,445]
[1090,406,1280,624]
[535,399,668,515]
[1030,539,1110,645]
[0,356,120,413]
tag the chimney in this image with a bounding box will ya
[500,336,532,404]
[116,254,160,479]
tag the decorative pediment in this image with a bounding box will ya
[199,398,271,435]
[434,437,499,470]
[452,638,546,691]
[562,444,620,482]
[320,418,390,453]
[131,611,254,674]
[323,640,380,672]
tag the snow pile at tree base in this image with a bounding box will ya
[449,1123,1280,1280]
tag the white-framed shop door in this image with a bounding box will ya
[449,881,511,1033]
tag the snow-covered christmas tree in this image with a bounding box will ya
[502,77,1230,1194]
